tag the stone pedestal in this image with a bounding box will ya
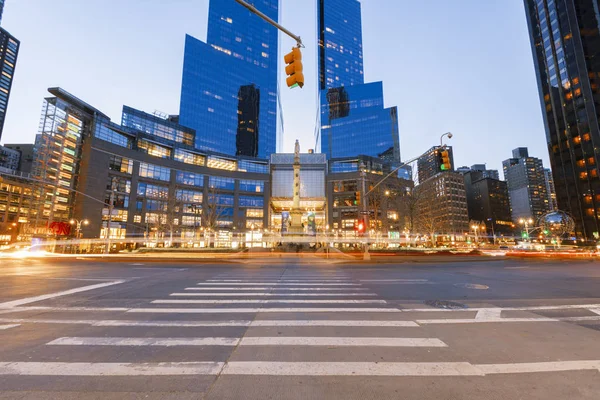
[288,210,304,234]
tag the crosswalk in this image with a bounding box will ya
[2,271,600,382]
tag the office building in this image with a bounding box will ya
[28,88,270,247]
[502,147,549,222]
[544,168,558,212]
[470,164,500,180]
[179,0,280,158]
[327,156,413,237]
[0,144,18,171]
[524,0,600,239]
[417,146,455,183]
[0,0,4,25]
[317,0,400,161]
[463,169,513,235]
[415,171,469,238]
[5,143,36,174]
[0,27,18,141]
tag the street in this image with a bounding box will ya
[1,257,600,399]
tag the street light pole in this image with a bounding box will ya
[440,132,453,148]
[105,178,116,254]
[234,0,303,47]
[359,161,370,261]
[69,218,89,239]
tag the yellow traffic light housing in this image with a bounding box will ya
[355,191,361,206]
[284,47,304,89]
[440,150,451,171]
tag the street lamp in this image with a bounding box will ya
[519,218,534,242]
[69,219,89,239]
[471,224,479,245]
[440,132,453,147]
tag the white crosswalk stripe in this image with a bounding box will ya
[185,287,369,291]
[196,283,361,286]
[170,292,378,297]
[152,299,388,304]
[129,308,401,313]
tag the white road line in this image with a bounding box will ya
[475,308,502,320]
[129,308,400,314]
[197,283,360,286]
[360,279,429,282]
[0,318,418,327]
[0,324,19,330]
[402,303,600,313]
[170,293,377,297]
[186,287,369,291]
[0,362,223,376]
[48,337,240,347]
[0,306,129,313]
[589,308,600,316]
[251,320,419,327]
[238,337,447,347]
[0,280,125,308]
[2,360,600,377]
[417,318,558,324]
[207,279,352,283]
[478,360,600,374]
[222,362,482,376]
[152,299,387,305]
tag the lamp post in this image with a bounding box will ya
[519,218,534,242]
[471,224,479,245]
[69,219,89,239]
[440,132,453,147]
[487,218,496,245]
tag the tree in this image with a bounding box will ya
[414,182,443,247]
[204,186,230,231]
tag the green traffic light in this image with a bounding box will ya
[440,165,447,171]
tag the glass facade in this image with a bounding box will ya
[179,0,280,158]
[0,27,19,141]
[317,0,400,162]
[524,0,600,239]
[320,82,400,160]
[122,106,194,146]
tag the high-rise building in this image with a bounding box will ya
[0,27,18,141]
[417,146,455,183]
[0,144,18,171]
[4,143,34,174]
[179,0,280,159]
[544,168,558,212]
[415,171,469,237]
[524,0,600,239]
[502,147,549,222]
[317,0,400,162]
[0,0,5,25]
[463,169,513,235]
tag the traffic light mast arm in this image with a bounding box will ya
[234,0,304,48]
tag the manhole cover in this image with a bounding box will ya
[423,300,468,309]
[454,283,489,290]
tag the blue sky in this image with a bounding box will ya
[2,0,548,173]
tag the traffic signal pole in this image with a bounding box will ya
[234,0,304,48]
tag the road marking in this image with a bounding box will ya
[417,318,558,324]
[360,279,429,282]
[171,292,377,297]
[0,306,129,313]
[207,279,352,283]
[589,309,600,316]
[454,283,489,290]
[2,360,600,377]
[238,337,447,347]
[186,287,369,291]
[0,362,223,376]
[196,283,360,286]
[222,362,483,376]
[402,303,600,313]
[47,336,444,348]
[478,360,600,374]
[0,318,418,327]
[250,320,419,327]
[0,280,125,308]
[475,308,502,320]
[129,308,400,314]
[48,337,240,347]
[152,299,388,305]
[0,324,19,330]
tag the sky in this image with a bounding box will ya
[2,0,548,174]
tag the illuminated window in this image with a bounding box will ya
[174,149,205,166]
[207,156,237,171]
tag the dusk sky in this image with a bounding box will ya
[3,0,548,174]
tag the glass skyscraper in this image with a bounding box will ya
[317,0,400,162]
[0,0,18,142]
[524,0,600,239]
[179,0,280,159]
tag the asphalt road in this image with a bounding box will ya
[1,256,600,399]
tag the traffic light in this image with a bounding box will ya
[356,219,366,234]
[284,47,304,89]
[438,148,451,171]
[354,191,361,206]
